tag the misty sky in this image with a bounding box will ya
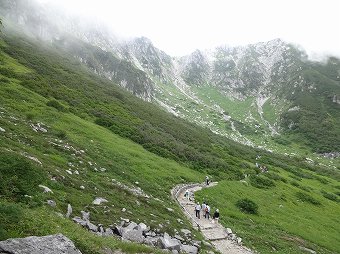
[38,0,340,58]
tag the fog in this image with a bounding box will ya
[31,0,340,59]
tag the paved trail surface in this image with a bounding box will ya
[173,183,254,254]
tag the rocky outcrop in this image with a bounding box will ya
[0,234,82,254]
[71,210,198,254]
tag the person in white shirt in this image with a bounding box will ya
[195,202,201,219]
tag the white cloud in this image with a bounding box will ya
[38,0,340,57]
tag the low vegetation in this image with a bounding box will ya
[0,30,339,254]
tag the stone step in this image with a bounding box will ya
[201,228,228,241]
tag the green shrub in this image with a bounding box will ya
[0,202,24,240]
[321,191,339,202]
[46,99,66,112]
[0,152,46,202]
[295,191,321,205]
[265,172,287,182]
[236,198,258,214]
[249,175,275,189]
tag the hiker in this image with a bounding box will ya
[213,209,220,223]
[205,176,210,185]
[202,201,207,218]
[184,190,189,200]
[205,204,211,219]
[195,202,201,219]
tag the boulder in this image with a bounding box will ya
[122,222,138,234]
[66,204,72,218]
[122,229,145,243]
[103,228,113,237]
[38,185,53,194]
[0,234,82,254]
[47,200,56,207]
[86,221,98,232]
[92,197,108,205]
[144,236,161,247]
[180,229,191,235]
[225,228,233,235]
[181,244,199,254]
[137,223,149,233]
[72,217,87,227]
[237,237,242,244]
[81,211,90,221]
[159,233,181,251]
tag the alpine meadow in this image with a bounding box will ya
[0,1,339,254]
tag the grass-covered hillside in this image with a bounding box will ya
[1,30,340,254]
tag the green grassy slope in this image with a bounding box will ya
[1,31,340,254]
[195,168,340,254]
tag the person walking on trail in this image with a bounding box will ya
[213,209,220,223]
[205,204,211,219]
[184,190,190,201]
[205,176,210,185]
[195,202,201,219]
[202,201,207,218]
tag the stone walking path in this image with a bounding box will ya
[173,183,254,254]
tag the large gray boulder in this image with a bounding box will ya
[122,229,145,243]
[181,244,199,254]
[0,234,82,254]
[159,233,181,251]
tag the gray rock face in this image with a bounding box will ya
[0,234,82,254]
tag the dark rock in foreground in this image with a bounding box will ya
[0,234,82,254]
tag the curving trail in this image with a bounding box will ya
[172,183,254,254]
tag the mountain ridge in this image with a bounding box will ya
[1,0,339,156]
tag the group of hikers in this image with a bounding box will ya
[194,201,219,222]
[184,176,220,223]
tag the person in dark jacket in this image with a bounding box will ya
[213,209,219,223]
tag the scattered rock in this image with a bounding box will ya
[299,246,317,254]
[174,234,184,242]
[80,211,90,221]
[121,208,126,212]
[86,221,98,232]
[72,217,87,227]
[137,223,149,233]
[66,204,72,218]
[92,197,108,205]
[237,237,242,244]
[159,233,181,252]
[66,170,73,175]
[39,185,53,194]
[167,207,174,212]
[225,228,233,235]
[103,228,114,237]
[180,229,191,235]
[122,229,144,243]
[47,200,56,207]
[0,234,82,254]
[80,185,85,190]
[0,127,5,132]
